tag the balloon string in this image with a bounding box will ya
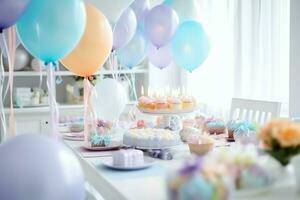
[2,27,16,138]
[0,50,7,141]
[46,63,58,138]
[38,60,43,92]
[83,78,96,147]
[131,72,138,101]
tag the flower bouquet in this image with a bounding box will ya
[258,119,300,166]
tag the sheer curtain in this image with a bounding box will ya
[185,0,290,118]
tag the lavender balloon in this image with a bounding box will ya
[148,43,172,69]
[145,4,179,48]
[0,135,85,200]
[113,7,137,51]
[130,0,150,27]
[0,0,32,31]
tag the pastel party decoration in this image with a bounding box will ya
[148,43,172,69]
[117,29,148,68]
[0,134,85,200]
[86,0,134,24]
[113,7,137,51]
[130,0,150,28]
[145,4,179,48]
[172,21,210,72]
[93,78,128,122]
[16,0,86,63]
[164,0,198,22]
[17,0,86,137]
[61,3,112,77]
[178,175,214,200]
[0,0,31,32]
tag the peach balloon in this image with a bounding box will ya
[61,3,113,77]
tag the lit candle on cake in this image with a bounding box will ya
[141,86,144,96]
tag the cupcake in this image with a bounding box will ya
[227,120,238,140]
[138,96,149,108]
[139,96,156,110]
[144,98,156,110]
[155,98,169,110]
[168,97,182,110]
[227,120,258,143]
[181,96,195,109]
[187,134,215,155]
[204,119,226,135]
[180,126,203,142]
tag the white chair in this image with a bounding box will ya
[229,98,281,125]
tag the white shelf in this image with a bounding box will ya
[4,101,137,114]
[3,68,148,77]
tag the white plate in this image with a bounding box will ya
[138,106,199,115]
[102,157,156,171]
[83,145,121,151]
[63,135,84,141]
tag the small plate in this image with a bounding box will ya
[63,135,84,141]
[102,157,156,171]
[83,145,121,151]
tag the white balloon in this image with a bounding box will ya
[86,0,134,24]
[93,78,128,121]
[3,47,30,71]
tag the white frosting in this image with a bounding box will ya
[113,149,144,167]
[123,128,181,149]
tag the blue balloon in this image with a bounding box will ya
[16,0,86,63]
[171,21,210,72]
[117,29,148,68]
[163,0,198,22]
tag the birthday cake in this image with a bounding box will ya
[123,128,181,149]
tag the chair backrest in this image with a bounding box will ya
[229,98,281,125]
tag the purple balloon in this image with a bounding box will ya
[0,0,32,32]
[0,135,85,200]
[148,43,172,69]
[145,4,179,48]
[130,0,150,25]
[113,7,137,51]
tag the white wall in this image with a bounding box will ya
[290,0,300,117]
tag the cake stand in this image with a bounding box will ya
[137,106,200,130]
[137,106,200,116]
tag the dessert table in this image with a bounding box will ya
[63,139,300,200]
